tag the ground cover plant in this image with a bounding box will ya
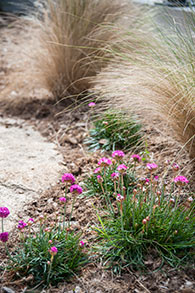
[85,108,143,152]
[87,151,195,273]
[0,176,87,288]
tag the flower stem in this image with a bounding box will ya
[69,197,76,227]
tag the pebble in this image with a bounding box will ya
[1,287,15,293]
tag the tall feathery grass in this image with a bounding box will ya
[33,0,130,99]
[92,8,195,159]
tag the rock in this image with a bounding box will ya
[74,286,81,293]
[184,280,194,288]
[99,138,109,145]
[1,287,15,293]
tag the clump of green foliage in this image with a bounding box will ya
[90,153,195,273]
[2,178,87,288]
[85,109,142,152]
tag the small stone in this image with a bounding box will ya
[185,280,193,288]
[99,138,109,145]
[47,198,53,204]
[2,287,15,293]
[74,286,81,293]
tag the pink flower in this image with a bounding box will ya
[154,176,159,182]
[111,172,119,180]
[131,154,141,163]
[116,194,124,201]
[174,176,189,186]
[146,163,158,172]
[17,220,27,230]
[28,218,34,225]
[70,184,83,195]
[117,164,127,173]
[88,102,96,107]
[98,157,112,167]
[59,197,66,203]
[49,246,58,256]
[48,240,53,244]
[61,173,75,184]
[0,207,10,218]
[80,240,85,247]
[142,219,147,225]
[94,167,101,174]
[112,150,125,159]
[0,232,9,243]
[97,175,103,183]
[139,177,150,185]
[172,163,180,171]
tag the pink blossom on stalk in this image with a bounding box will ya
[146,163,158,172]
[111,172,119,180]
[139,177,150,185]
[0,232,9,243]
[80,240,85,247]
[154,176,159,182]
[98,157,112,167]
[174,176,189,186]
[112,150,125,159]
[17,220,27,230]
[88,102,96,107]
[61,173,75,184]
[28,218,34,225]
[94,167,101,174]
[142,219,147,225]
[70,184,83,195]
[172,163,180,172]
[131,154,141,163]
[116,194,124,202]
[49,246,58,256]
[0,207,10,218]
[97,175,103,183]
[117,164,127,173]
[59,197,66,204]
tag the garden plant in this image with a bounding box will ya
[0,175,87,288]
[86,151,195,273]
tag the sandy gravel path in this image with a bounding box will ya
[0,117,63,231]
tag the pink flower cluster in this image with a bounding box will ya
[61,173,75,184]
[174,176,189,185]
[112,150,125,159]
[111,172,119,180]
[146,163,158,172]
[117,164,127,173]
[70,184,83,195]
[49,246,58,256]
[88,102,96,107]
[18,220,27,230]
[131,154,141,163]
[94,167,101,174]
[59,197,66,203]
[0,207,10,218]
[98,157,112,167]
[116,194,124,202]
[0,232,9,243]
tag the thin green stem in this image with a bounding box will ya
[69,197,76,227]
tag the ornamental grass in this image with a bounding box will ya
[92,8,195,159]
